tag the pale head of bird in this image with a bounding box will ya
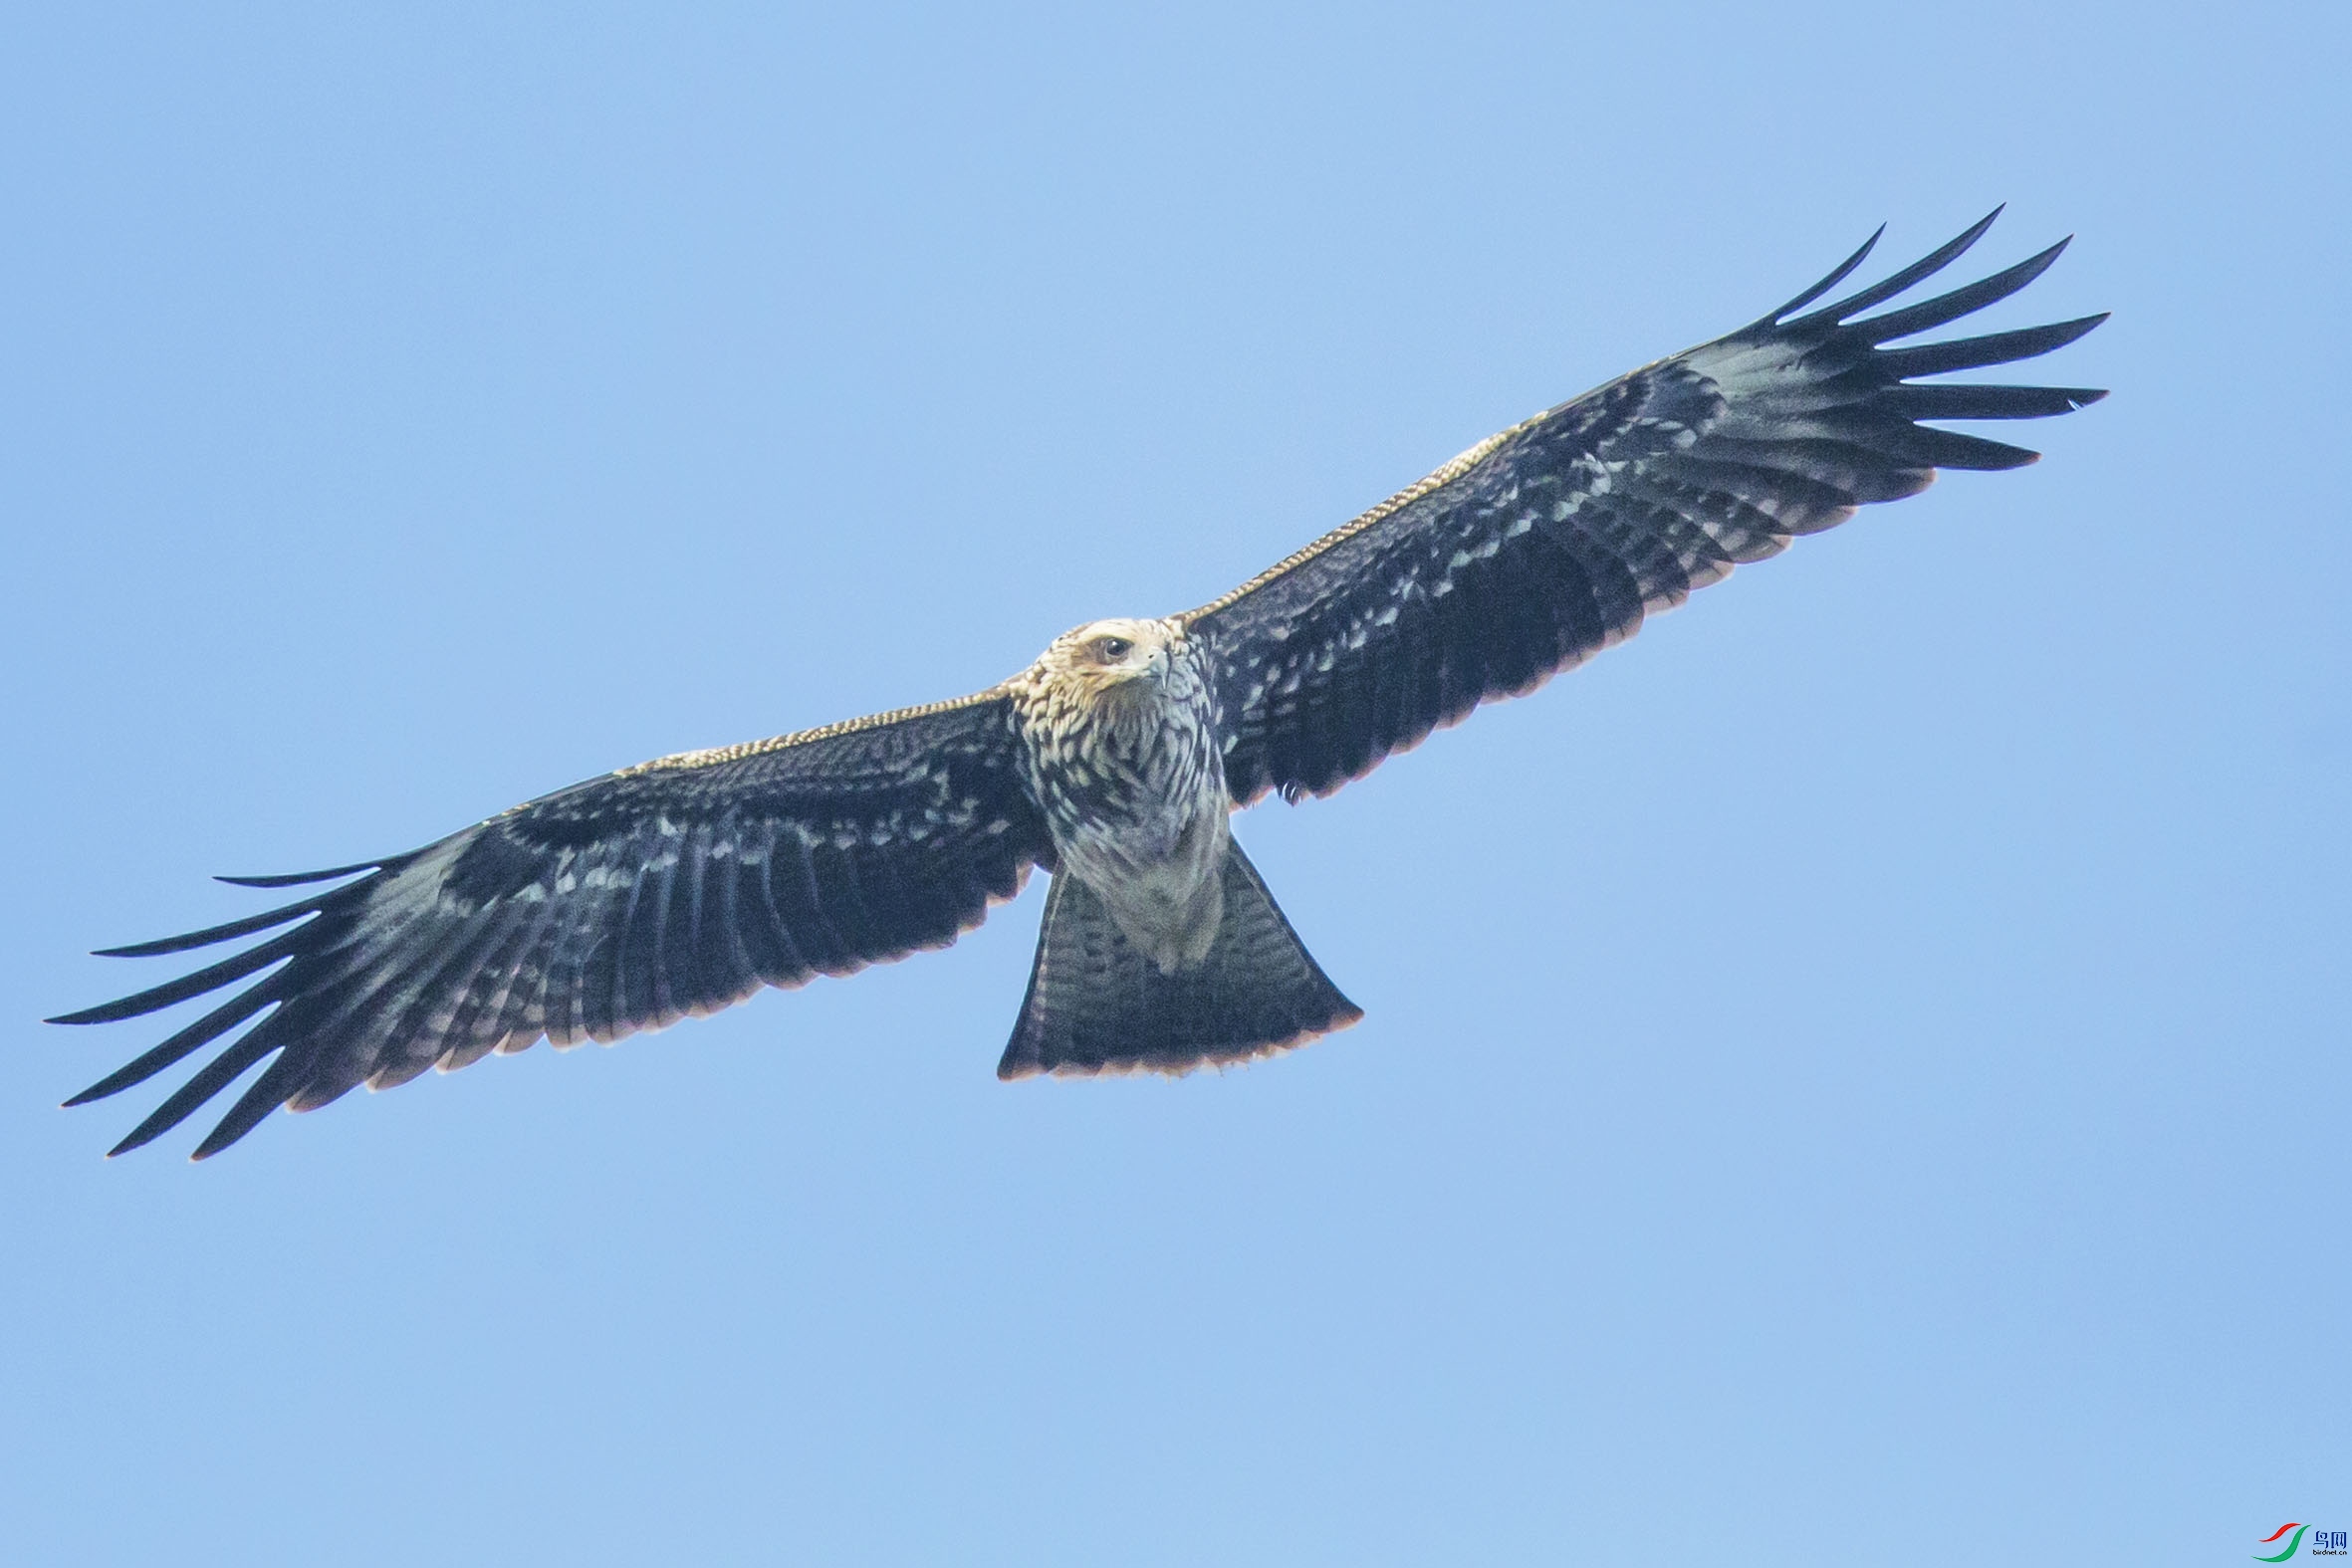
[1033,617,1178,708]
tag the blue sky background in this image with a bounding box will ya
[3,3,2344,1564]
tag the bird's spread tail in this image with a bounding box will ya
[998,843,1361,1078]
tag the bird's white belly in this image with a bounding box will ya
[1059,802,1230,974]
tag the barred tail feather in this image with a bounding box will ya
[998,844,1361,1078]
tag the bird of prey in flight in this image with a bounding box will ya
[52,210,2105,1159]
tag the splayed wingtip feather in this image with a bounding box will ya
[1853,238,2073,344]
[1789,206,2005,329]
[214,860,381,889]
[1763,223,1885,323]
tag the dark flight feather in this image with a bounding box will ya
[1188,210,2106,806]
[214,861,383,888]
[1783,206,2000,326]
[88,892,336,959]
[1760,224,1884,321]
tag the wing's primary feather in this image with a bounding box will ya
[51,694,1051,1158]
[1187,210,2106,806]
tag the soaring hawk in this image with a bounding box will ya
[53,211,2105,1158]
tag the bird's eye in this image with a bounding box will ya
[1093,637,1132,663]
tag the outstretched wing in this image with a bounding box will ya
[1186,209,2107,806]
[52,693,1050,1158]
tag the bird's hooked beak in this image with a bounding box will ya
[1097,646,1165,705]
